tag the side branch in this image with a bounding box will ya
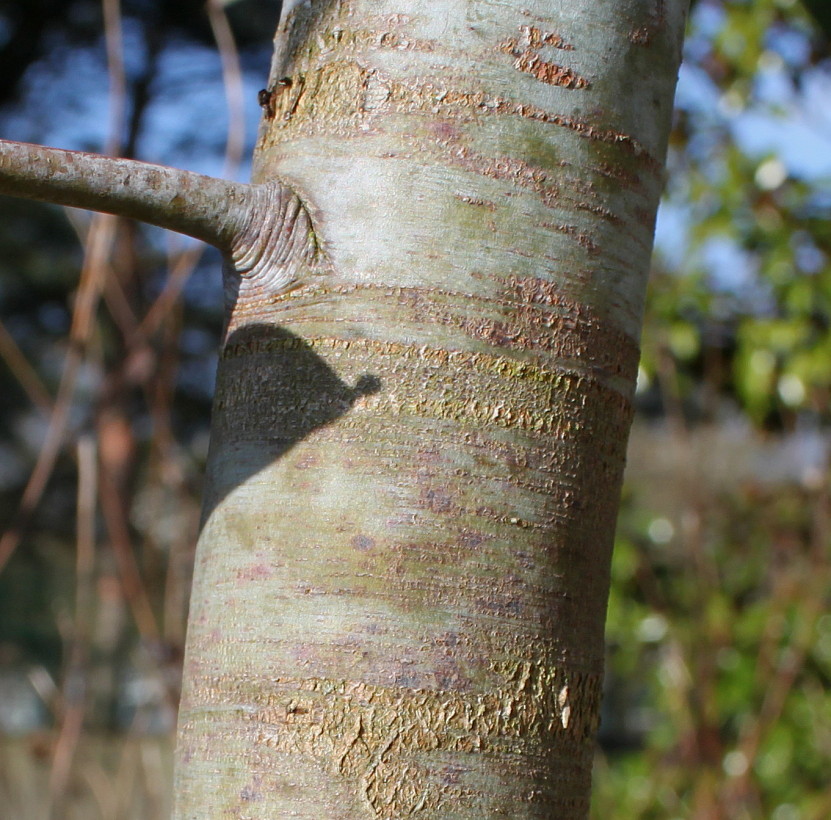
[0,139,253,251]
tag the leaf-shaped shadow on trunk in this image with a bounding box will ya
[199,323,381,523]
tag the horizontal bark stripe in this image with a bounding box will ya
[321,414,622,503]
[287,414,623,531]
[216,334,633,451]
[232,280,641,384]
[181,665,601,817]
[419,143,624,222]
[193,665,601,744]
[261,61,659,171]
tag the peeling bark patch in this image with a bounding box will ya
[502,25,574,53]
[258,77,293,120]
[300,17,436,59]
[361,70,391,111]
[188,665,602,818]
[264,61,368,127]
[512,52,589,89]
[384,283,637,380]
[500,27,589,90]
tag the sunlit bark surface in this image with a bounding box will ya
[174,0,686,816]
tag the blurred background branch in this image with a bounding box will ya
[0,2,275,818]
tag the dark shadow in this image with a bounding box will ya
[200,323,381,522]
[199,0,366,522]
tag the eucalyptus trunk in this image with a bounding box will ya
[0,0,687,816]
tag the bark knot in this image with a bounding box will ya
[228,181,318,299]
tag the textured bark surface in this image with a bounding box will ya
[174,1,686,817]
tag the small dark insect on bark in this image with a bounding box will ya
[258,77,293,120]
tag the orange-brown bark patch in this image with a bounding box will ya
[500,25,589,89]
[513,52,590,89]
[187,664,602,818]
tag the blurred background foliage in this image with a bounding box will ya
[596,1,831,818]
[0,1,829,818]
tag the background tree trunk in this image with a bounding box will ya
[170,0,687,816]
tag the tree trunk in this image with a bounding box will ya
[174,1,686,817]
[0,0,687,815]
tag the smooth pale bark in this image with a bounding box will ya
[174,1,687,818]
